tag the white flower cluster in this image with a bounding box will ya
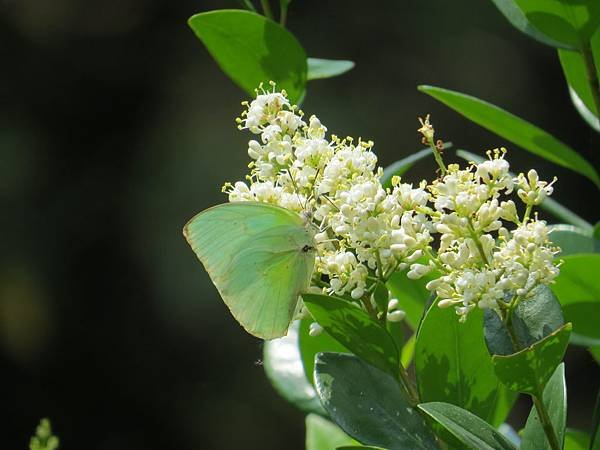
[415,150,560,321]
[224,84,429,303]
[224,85,560,322]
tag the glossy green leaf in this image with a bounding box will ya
[521,364,567,450]
[380,142,452,188]
[314,352,438,450]
[419,86,600,187]
[418,402,517,450]
[559,48,599,118]
[490,0,574,49]
[491,322,572,394]
[337,447,387,450]
[552,254,600,346]
[549,224,600,256]
[387,270,436,330]
[559,28,600,132]
[591,347,600,365]
[483,309,517,357]
[415,304,507,426]
[385,321,405,358]
[306,413,356,450]
[400,333,416,368]
[513,0,600,45]
[563,429,591,450]
[298,318,349,388]
[188,10,307,103]
[569,86,600,132]
[484,285,565,357]
[302,293,399,376]
[307,58,355,80]
[456,149,594,230]
[263,320,325,414]
[372,281,389,314]
[511,285,565,348]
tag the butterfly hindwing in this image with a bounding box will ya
[184,202,315,339]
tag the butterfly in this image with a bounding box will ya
[184,202,316,339]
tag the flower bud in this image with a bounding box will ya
[387,310,406,322]
[309,322,323,337]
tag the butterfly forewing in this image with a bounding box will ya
[184,202,315,339]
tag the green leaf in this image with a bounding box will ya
[569,86,600,132]
[521,364,567,450]
[417,402,517,450]
[307,58,355,80]
[511,285,565,349]
[559,29,600,132]
[559,48,599,119]
[188,10,307,103]
[263,320,325,414]
[415,304,509,426]
[337,447,387,450]
[400,333,416,368]
[306,413,356,450]
[563,429,591,450]
[372,281,390,314]
[513,0,600,45]
[298,318,349,388]
[314,352,438,450]
[302,293,400,377]
[552,254,600,346]
[549,224,600,256]
[380,143,452,188]
[387,270,436,330]
[419,86,600,188]
[456,149,594,230]
[490,0,574,49]
[491,322,572,394]
[484,285,565,356]
[591,346,600,366]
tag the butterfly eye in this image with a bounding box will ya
[302,245,313,253]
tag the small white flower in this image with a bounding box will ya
[309,322,324,337]
[387,310,406,322]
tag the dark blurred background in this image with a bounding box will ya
[1,0,599,449]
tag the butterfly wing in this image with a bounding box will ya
[184,202,315,339]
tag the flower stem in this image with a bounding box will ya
[398,365,419,405]
[427,137,446,176]
[581,41,600,120]
[279,2,288,26]
[501,306,520,351]
[467,218,490,266]
[532,394,561,450]
[360,296,377,319]
[260,0,274,19]
[522,204,533,224]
